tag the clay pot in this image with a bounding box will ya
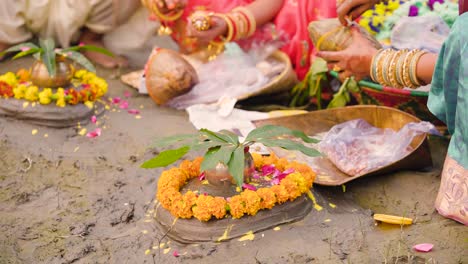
[31,58,74,88]
[145,49,198,105]
[205,152,256,187]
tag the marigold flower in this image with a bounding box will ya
[0,81,13,97]
[228,195,246,219]
[16,69,31,83]
[270,185,289,204]
[241,190,261,216]
[193,195,215,221]
[211,197,227,219]
[67,88,80,105]
[257,188,277,210]
[54,88,66,107]
[38,88,53,105]
[24,85,39,101]
[0,72,18,86]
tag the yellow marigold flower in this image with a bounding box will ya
[0,72,18,86]
[251,152,264,168]
[24,85,39,101]
[387,0,400,11]
[158,188,182,209]
[241,190,261,216]
[281,177,301,201]
[211,197,227,219]
[13,84,27,99]
[38,88,53,105]
[193,195,215,221]
[257,188,277,210]
[270,185,289,204]
[286,173,309,194]
[16,69,31,82]
[180,158,203,177]
[54,88,66,107]
[74,69,88,79]
[170,191,196,219]
[228,195,246,219]
[374,3,387,15]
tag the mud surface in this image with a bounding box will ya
[1,59,467,264]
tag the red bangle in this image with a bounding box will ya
[226,15,238,41]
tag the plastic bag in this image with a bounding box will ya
[319,119,438,176]
[145,48,198,105]
[166,42,285,109]
[391,15,450,53]
[308,18,382,51]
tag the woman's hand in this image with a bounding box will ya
[186,13,228,45]
[337,0,381,26]
[316,28,378,82]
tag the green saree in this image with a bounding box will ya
[428,13,468,225]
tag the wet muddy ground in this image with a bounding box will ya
[0,59,467,264]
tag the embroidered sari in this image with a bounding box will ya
[428,10,468,225]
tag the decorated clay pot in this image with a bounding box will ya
[205,152,256,187]
[145,48,198,105]
[31,57,74,88]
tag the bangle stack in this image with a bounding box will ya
[370,48,427,89]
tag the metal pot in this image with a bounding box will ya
[31,58,74,88]
[205,152,255,187]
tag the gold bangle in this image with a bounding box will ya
[211,13,234,43]
[382,49,396,86]
[395,49,408,88]
[375,49,391,86]
[402,49,418,88]
[409,50,427,87]
[389,49,404,88]
[370,49,384,83]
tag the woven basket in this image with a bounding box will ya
[329,71,440,124]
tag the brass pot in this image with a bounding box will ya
[31,58,74,88]
[205,152,255,187]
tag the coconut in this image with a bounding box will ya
[145,49,198,105]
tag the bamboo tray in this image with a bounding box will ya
[253,105,432,186]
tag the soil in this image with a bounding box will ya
[1,58,467,264]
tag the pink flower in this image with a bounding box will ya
[124,91,132,98]
[112,97,121,104]
[198,172,206,181]
[242,183,257,191]
[173,250,179,257]
[413,243,434,253]
[91,115,97,124]
[261,164,276,176]
[20,47,30,52]
[86,128,102,138]
[128,109,140,115]
[277,168,295,181]
[119,101,129,109]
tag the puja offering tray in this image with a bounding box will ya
[253,105,432,186]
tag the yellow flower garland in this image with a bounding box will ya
[156,153,316,221]
[0,69,107,107]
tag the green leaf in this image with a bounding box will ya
[256,138,322,157]
[200,145,236,172]
[12,48,41,60]
[245,125,319,144]
[310,57,328,75]
[141,146,190,168]
[218,130,240,145]
[200,128,233,144]
[39,39,56,77]
[60,50,95,72]
[151,134,197,148]
[327,93,347,109]
[64,45,114,57]
[0,42,40,57]
[347,77,360,93]
[227,147,245,188]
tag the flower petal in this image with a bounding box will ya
[112,97,121,104]
[413,243,433,253]
[86,128,102,138]
[128,109,140,115]
[242,183,257,191]
[198,172,206,181]
[119,100,129,109]
[261,164,276,176]
[173,250,179,257]
[91,115,97,124]
[124,91,132,98]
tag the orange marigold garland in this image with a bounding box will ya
[156,153,316,221]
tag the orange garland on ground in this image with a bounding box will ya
[156,153,316,221]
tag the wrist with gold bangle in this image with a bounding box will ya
[232,7,256,38]
[370,49,384,83]
[409,50,427,87]
[375,49,391,86]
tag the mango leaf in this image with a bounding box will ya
[200,128,234,144]
[256,138,322,157]
[227,147,245,188]
[141,146,190,168]
[245,125,319,144]
[0,42,39,57]
[190,140,227,151]
[200,145,236,172]
[60,50,95,73]
[218,130,240,145]
[64,45,114,57]
[347,77,360,93]
[151,134,197,148]
[39,39,56,77]
[12,48,41,60]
